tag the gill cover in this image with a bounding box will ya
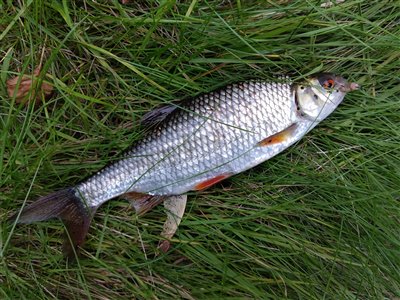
[295,73,359,122]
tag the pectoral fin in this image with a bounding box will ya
[258,123,298,146]
[158,195,187,252]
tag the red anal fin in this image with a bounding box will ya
[258,123,298,147]
[136,196,167,215]
[121,192,166,215]
[195,174,231,191]
[122,191,151,202]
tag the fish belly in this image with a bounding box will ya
[76,80,300,206]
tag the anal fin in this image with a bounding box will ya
[122,192,188,252]
[122,191,166,215]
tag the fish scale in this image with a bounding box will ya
[75,80,295,206]
[12,73,358,256]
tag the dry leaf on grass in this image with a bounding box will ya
[7,66,53,104]
[320,0,345,7]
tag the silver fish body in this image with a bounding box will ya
[12,73,358,255]
[77,79,298,204]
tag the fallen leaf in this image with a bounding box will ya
[320,0,345,8]
[7,66,53,104]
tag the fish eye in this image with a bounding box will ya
[322,79,335,89]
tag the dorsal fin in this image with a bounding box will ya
[140,104,178,127]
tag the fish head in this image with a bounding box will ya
[295,73,359,121]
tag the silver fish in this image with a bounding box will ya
[10,73,359,256]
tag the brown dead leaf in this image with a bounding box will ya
[6,66,53,105]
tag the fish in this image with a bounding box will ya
[10,73,359,256]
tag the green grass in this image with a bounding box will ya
[1,0,399,298]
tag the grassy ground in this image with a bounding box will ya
[1,0,399,299]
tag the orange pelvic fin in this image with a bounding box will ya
[258,123,298,146]
[195,174,231,191]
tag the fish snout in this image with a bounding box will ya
[339,82,360,93]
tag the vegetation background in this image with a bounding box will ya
[1,0,399,299]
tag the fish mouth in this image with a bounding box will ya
[339,82,360,93]
[314,73,360,93]
[331,74,360,93]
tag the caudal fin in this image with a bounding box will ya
[9,188,92,257]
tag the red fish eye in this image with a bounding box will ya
[323,79,335,89]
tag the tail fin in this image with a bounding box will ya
[9,188,92,257]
